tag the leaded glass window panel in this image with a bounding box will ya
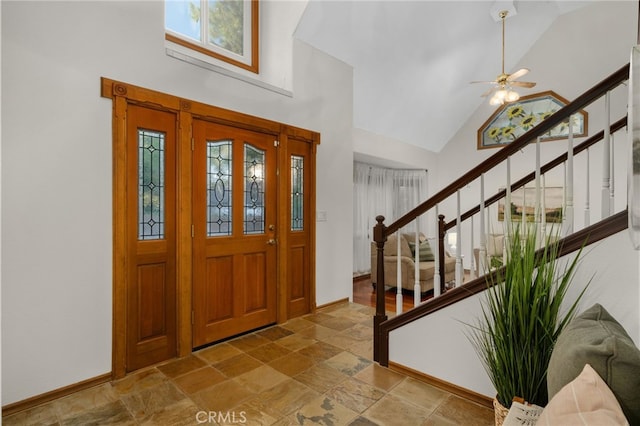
[207,140,232,236]
[291,155,304,231]
[138,129,165,240]
[244,144,265,234]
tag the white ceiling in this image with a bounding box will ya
[294,1,591,152]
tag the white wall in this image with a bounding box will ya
[1,1,353,404]
[390,230,640,398]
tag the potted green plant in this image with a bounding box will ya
[466,224,588,424]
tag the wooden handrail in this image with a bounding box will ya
[372,63,630,364]
[444,116,628,232]
[376,210,628,366]
[382,63,629,237]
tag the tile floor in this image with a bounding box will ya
[3,302,494,425]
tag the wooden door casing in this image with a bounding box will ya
[103,78,318,378]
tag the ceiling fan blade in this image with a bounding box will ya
[470,80,497,85]
[481,87,497,97]
[510,81,537,88]
[507,68,530,81]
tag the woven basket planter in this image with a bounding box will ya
[493,397,509,426]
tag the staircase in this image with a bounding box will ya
[371,63,634,400]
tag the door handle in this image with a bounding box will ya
[267,239,277,245]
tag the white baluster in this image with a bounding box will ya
[610,133,615,214]
[479,174,487,276]
[541,175,547,239]
[433,204,441,298]
[585,148,591,226]
[566,114,575,234]
[535,136,542,246]
[521,187,526,225]
[602,91,611,218]
[470,216,475,280]
[396,230,402,315]
[455,190,463,287]
[504,158,512,261]
[414,225,420,307]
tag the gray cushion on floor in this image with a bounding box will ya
[547,303,640,424]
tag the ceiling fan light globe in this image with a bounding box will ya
[490,95,503,106]
[506,90,520,102]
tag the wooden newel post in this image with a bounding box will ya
[373,215,388,363]
[438,214,446,294]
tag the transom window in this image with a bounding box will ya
[165,0,259,73]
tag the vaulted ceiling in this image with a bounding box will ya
[294,1,591,152]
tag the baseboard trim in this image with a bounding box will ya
[388,361,493,409]
[316,297,350,311]
[2,372,112,417]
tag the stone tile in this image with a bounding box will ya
[349,339,374,361]
[173,366,226,394]
[269,413,300,426]
[389,377,448,411]
[297,323,338,341]
[156,355,207,379]
[332,310,372,324]
[428,395,494,426]
[302,312,335,324]
[294,363,349,393]
[317,316,358,331]
[234,365,290,394]
[324,351,372,376]
[268,352,315,377]
[53,383,119,420]
[111,368,168,396]
[247,341,291,363]
[227,333,271,352]
[5,303,501,426]
[137,398,201,426]
[275,334,316,352]
[293,395,359,425]
[213,353,263,378]
[230,402,278,426]
[322,332,360,349]
[59,400,134,426]
[296,341,343,362]
[195,342,242,364]
[256,325,295,341]
[347,416,381,426]
[325,378,385,413]
[120,381,186,419]
[340,324,374,342]
[2,402,59,426]
[422,415,459,426]
[280,317,314,333]
[354,364,405,392]
[245,379,319,418]
[192,380,255,413]
[363,394,432,426]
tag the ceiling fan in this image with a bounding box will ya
[472,10,536,105]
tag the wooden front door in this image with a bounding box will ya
[192,120,278,347]
[125,105,177,372]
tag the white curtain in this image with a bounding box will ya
[353,162,428,274]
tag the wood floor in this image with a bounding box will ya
[352,274,434,313]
